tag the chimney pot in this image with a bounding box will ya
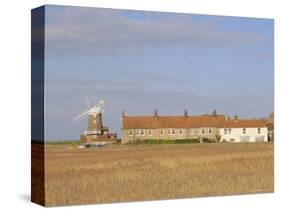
[184,109,188,117]
[154,109,158,117]
[234,115,239,122]
[213,109,217,116]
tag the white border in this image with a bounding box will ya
[0,0,279,211]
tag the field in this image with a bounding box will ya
[43,143,273,206]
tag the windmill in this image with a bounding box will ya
[73,94,117,146]
[73,95,105,137]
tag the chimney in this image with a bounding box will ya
[234,115,238,122]
[154,109,158,117]
[122,110,125,118]
[213,109,217,116]
[184,109,188,117]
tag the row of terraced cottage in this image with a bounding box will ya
[121,110,273,144]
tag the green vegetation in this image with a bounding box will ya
[201,137,217,143]
[45,140,80,145]
[128,139,200,145]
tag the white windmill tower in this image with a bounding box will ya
[73,95,105,138]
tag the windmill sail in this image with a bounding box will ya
[73,109,90,123]
[84,93,92,110]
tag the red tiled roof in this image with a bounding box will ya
[122,115,267,129]
[223,119,267,128]
[122,115,225,129]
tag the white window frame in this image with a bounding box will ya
[208,128,212,134]
[179,128,183,135]
[140,129,145,136]
[128,129,133,137]
[160,129,164,136]
[257,128,261,134]
[243,128,246,134]
[168,128,171,135]
[172,128,176,135]
[228,128,231,134]
[136,129,141,137]
[201,128,205,134]
[148,129,152,136]
[224,128,227,135]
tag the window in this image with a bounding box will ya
[128,129,133,137]
[168,128,171,135]
[160,129,164,136]
[172,128,176,135]
[148,129,152,136]
[208,128,212,134]
[243,128,246,134]
[136,129,140,136]
[228,128,231,134]
[140,129,145,136]
[179,129,183,135]
[201,128,205,134]
[224,128,227,135]
[257,128,261,134]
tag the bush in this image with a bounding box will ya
[141,139,200,144]
[202,137,216,143]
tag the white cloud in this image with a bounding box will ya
[45,6,258,56]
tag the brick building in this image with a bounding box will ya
[121,111,268,144]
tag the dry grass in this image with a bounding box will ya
[43,143,274,206]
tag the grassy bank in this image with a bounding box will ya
[45,140,80,145]
[128,139,200,145]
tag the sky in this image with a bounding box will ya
[43,5,274,141]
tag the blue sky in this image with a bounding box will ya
[44,5,274,141]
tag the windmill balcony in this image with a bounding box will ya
[84,130,101,135]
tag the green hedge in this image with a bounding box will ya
[137,139,200,144]
[45,140,80,145]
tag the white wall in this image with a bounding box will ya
[219,127,268,142]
